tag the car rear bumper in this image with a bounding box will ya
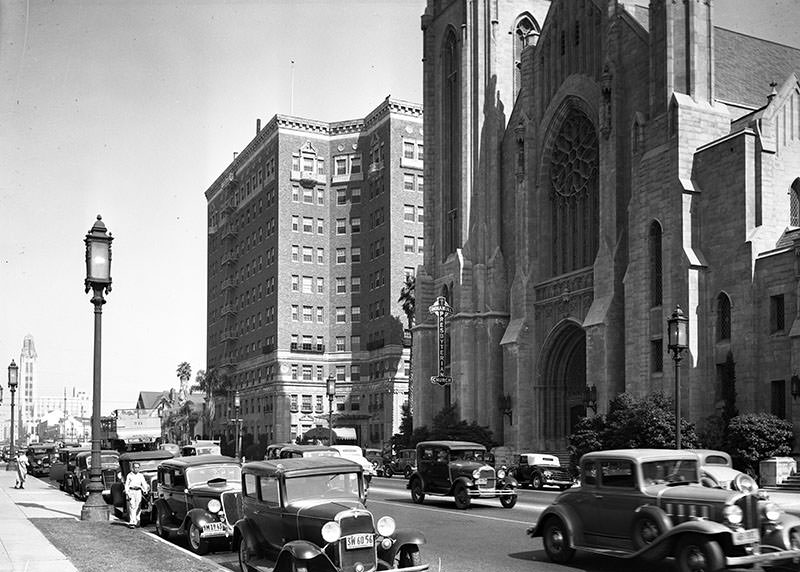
[468,488,516,498]
[727,547,800,567]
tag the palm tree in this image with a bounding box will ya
[176,361,191,404]
[398,274,416,417]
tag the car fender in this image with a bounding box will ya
[185,507,216,530]
[110,482,125,507]
[527,503,583,546]
[405,471,424,489]
[152,499,177,527]
[449,475,474,493]
[763,513,800,549]
[500,474,518,488]
[380,528,427,562]
[233,518,262,557]
[273,540,336,572]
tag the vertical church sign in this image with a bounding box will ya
[429,296,453,386]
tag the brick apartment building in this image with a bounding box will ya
[414,0,800,453]
[205,98,424,450]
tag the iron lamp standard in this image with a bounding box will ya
[326,375,336,445]
[667,305,689,449]
[6,361,18,471]
[81,215,113,521]
[234,390,242,461]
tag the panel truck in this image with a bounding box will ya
[101,408,162,452]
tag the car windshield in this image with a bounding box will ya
[185,464,241,487]
[304,450,339,458]
[284,472,361,503]
[642,459,699,485]
[450,449,486,462]
[131,459,164,473]
[87,455,119,468]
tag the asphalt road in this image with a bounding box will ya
[203,476,675,572]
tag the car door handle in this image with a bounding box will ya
[593,494,603,499]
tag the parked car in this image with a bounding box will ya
[26,443,58,477]
[331,445,377,484]
[110,449,175,523]
[692,449,760,493]
[60,447,90,493]
[408,441,518,509]
[152,454,241,555]
[395,449,417,479]
[71,450,121,501]
[529,448,800,570]
[158,443,181,456]
[278,444,341,459]
[263,442,293,460]
[235,456,428,571]
[181,440,221,457]
[511,453,573,490]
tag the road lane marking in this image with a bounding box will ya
[367,497,540,525]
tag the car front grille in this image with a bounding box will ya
[336,509,377,571]
[220,491,240,525]
[736,494,758,530]
[101,470,117,489]
[478,468,496,490]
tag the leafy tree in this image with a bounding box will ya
[398,274,416,421]
[391,402,415,451]
[568,414,604,467]
[725,413,794,476]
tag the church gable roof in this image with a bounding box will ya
[714,27,800,110]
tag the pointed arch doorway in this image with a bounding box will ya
[540,322,587,450]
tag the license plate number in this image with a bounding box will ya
[732,528,760,545]
[345,533,374,550]
[477,478,487,485]
[202,522,226,536]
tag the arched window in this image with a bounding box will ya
[550,110,599,275]
[717,293,731,341]
[513,14,538,95]
[790,178,800,227]
[443,30,461,259]
[649,221,663,307]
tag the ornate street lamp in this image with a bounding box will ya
[6,361,18,471]
[583,385,598,414]
[81,215,112,521]
[326,374,336,446]
[234,390,242,461]
[428,296,453,387]
[667,305,689,449]
[498,393,513,425]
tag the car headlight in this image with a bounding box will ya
[497,468,506,479]
[543,470,552,478]
[472,469,482,479]
[733,473,758,494]
[376,516,395,537]
[763,502,781,522]
[321,521,341,543]
[207,499,221,513]
[723,505,743,525]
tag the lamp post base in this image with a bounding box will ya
[80,491,110,521]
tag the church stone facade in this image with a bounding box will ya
[414,0,800,454]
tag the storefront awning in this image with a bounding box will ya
[333,427,357,441]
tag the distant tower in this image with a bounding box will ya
[19,334,38,442]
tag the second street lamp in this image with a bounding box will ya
[326,374,336,446]
[234,390,242,461]
[6,361,18,472]
[81,215,113,521]
[667,305,689,449]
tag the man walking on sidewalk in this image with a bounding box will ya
[14,451,29,489]
[124,462,149,528]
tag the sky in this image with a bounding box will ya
[1,0,798,415]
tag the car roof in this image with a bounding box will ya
[243,456,363,477]
[281,445,338,452]
[417,440,486,450]
[160,454,239,468]
[27,444,57,450]
[581,449,700,463]
[75,450,119,459]
[119,450,175,461]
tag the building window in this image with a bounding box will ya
[336,188,347,205]
[351,306,361,322]
[403,141,415,159]
[302,276,313,293]
[317,248,325,264]
[351,276,361,293]
[291,275,299,291]
[717,293,731,341]
[291,185,299,202]
[417,175,424,193]
[291,245,299,262]
[336,277,346,294]
[291,305,299,321]
[336,248,346,264]
[417,205,424,222]
[302,367,312,382]
[650,339,663,373]
[291,215,299,231]
[351,187,361,203]
[350,217,361,233]
[303,187,313,204]
[317,188,324,205]
[316,277,324,293]
[417,236,424,253]
[336,307,346,323]
[404,205,415,221]
[336,218,346,234]
[302,246,313,263]
[302,306,313,322]
[335,336,345,351]
[403,174,415,191]
[649,221,663,307]
[316,218,324,234]
[351,364,361,382]
[770,294,785,333]
[404,236,415,253]
[335,157,347,176]
[351,335,360,350]
[351,247,361,263]
[336,365,346,382]
[317,306,324,323]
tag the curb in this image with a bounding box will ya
[144,529,234,572]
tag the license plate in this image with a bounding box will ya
[202,522,226,536]
[477,478,487,485]
[732,528,760,545]
[345,533,374,550]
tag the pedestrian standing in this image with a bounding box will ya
[124,462,150,528]
[14,451,29,489]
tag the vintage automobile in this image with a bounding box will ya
[529,448,800,571]
[235,456,428,572]
[394,449,417,479]
[110,449,175,523]
[278,444,341,459]
[332,445,377,484]
[407,440,518,509]
[59,447,90,493]
[692,449,760,493]
[365,449,394,478]
[158,443,181,456]
[71,450,120,501]
[263,442,293,460]
[25,443,58,477]
[181,440,222,457]
[152,454,242,555]
[511,453,574,490]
